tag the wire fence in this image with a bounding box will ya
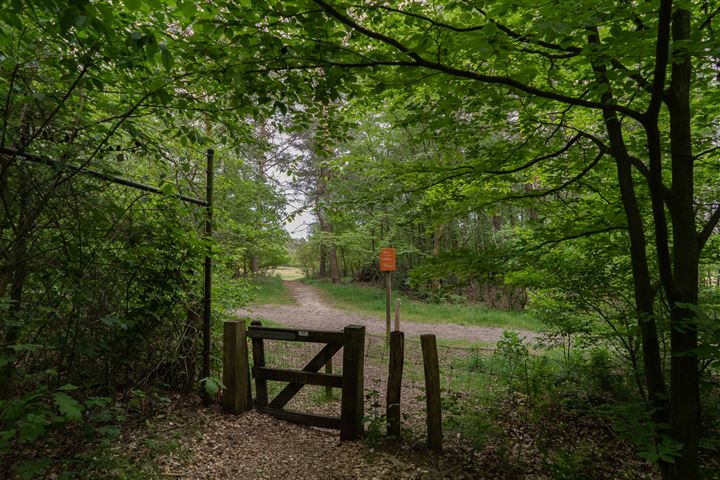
[361,333,581,444]
[249,330,585,446]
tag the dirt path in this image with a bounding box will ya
[235,280,539,344]
[158,406,490,479]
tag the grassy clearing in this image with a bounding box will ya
[269,266,305,280]
[251,275,295,305]
[304,279,543,332]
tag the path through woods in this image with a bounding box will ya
[235,280,538,343]
[141,283,653,479]
[147,281,534,479]
[153,402,484,479]
[149,280,535,479]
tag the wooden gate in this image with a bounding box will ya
[247,321,365,440]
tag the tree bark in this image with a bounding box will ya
[318,241,327,277]
[318,212,341,283]
[0,173,31,400]
[430,223,445,301]
[251,254,260,276]
[665,8,700,479]
[587,28,670,476]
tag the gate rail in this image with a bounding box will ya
[222,320,365,441]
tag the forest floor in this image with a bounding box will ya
[125,372,653,480]
[148,399,488,480]
[76,279,659,480]
[236,280,539,344]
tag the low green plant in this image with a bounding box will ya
[542,443,596,480]
[1,380,124,479]
[199,376,225,396]
[600,401,682,465]
[363,387,386,447]
[442,390,496,448]
[496,331,529,358]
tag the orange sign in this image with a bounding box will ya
[380,247,396,271]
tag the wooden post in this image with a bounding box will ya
[246,336,253,408]
[201,148,214,406]
[222,320,250,414]
[386,331,404,438]
[341,325,365,440]
[394,298,401,332]
[250,320,268,408]
[385,271,391,342]
[325,357,333,399]
[421,334,442,452]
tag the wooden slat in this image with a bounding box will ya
[341,325,365,441]
[252,367,343,388]
[250,320,268,408]
[267,342,342,409]
[386,331,404,437]
[421,334,442,452]
[247,326,343,345]
[258,407,342,430]
[222,320,251,414]
[324,357,333,399]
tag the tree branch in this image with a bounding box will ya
[527,225,627,251]
[374,5,485,32]
[0,63,19,150]
[693,145,720,160]
[485,133,582,175]
[610,59,653,93]
[311,0,645,121]
[646,0,673,118]
[499,150,605,201]
[698,205,720,251]
[461,1,582,54]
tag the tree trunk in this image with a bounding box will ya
[0,173,31,400]
[318,212,340,283]
[588,26,671,475]
[430,224,445,301]
[319,242,327,277]
[665,8,699,479]
[340,247,348,277]
[251,254,260,276]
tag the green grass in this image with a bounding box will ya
[270,266,305,280]
[304,278,543,332]
[251,275,295,305]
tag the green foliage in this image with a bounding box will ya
[362,386,386,447]
[496,331,529,359]
[294,239,321,277]
[1,382,124,477]
[251,276,295,305]
[0,1,287,474]
[0,0,718,476]
[199,377,224,397]
[305,279,542,331]
[601,402,683,465]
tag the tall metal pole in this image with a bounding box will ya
[202,148,214,406]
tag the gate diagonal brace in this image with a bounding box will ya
[267,342,342,409]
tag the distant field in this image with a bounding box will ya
[304,278,543,332]
[269,266,304,280]
[251,275,295,305]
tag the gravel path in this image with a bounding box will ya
[235,280,538,344]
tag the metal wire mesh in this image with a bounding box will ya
[247,330,577,446]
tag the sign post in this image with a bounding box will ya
[380,248,397,341]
